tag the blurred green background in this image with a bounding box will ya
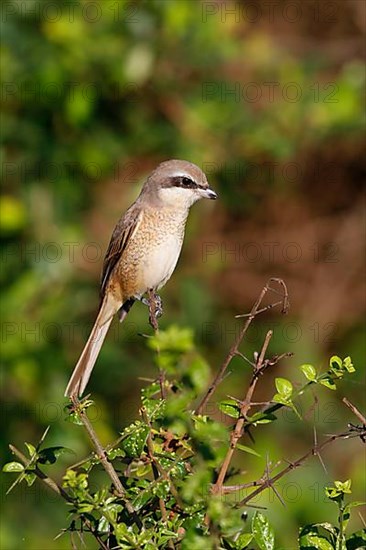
[1,0,365,548]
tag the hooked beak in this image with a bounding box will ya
[199,186,218,200]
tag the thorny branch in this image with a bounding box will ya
[343,397,366,426]
[70,396,141,528]
[196,278,289,416]
[236,427,366,507]
[211,330,274,495]
[141,407,175,549]
[8,444,109,550]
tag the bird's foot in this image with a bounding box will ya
[145,290,163,330]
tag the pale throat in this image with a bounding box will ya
[157,186,199,209]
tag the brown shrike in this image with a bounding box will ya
[65,160,217,398]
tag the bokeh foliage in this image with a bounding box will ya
[1,0,365,548]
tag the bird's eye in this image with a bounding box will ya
[182,177,194,186]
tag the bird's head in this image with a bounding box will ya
[143,159,217,208]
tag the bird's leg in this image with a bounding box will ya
[146,290,167,400]
[152,293,163,318]
[145,289,163,331]
[140,292,163,319]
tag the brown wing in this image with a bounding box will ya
[100,206,143,298]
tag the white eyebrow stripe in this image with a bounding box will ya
[171,171,191,178]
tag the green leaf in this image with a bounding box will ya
[299,524,336,550]
[329,355,342,370]
[335,479,352,494]
[218,399,240,419]
[248,412,277,425]
[25,442,36,457]
[133,489,154,511]
[148,325,194,353]
[300,534,334,550]
[346,530,366,550]
[301,364,317,381]
[141,381,161,399]
[326,479,352,500]
[3,462,24,473]
[252,512,275,550]
[38,446,74,465]
[319,376,337,390]
[236,443,261,457]
[343,356,355,373]
[275,377,293,398]
[64,399,94,425]
[183,355,210,393]
[121,423,149,458]
[236,533,254,549]
[107,448,126,460]
[273,394,291,406]
[24,473,37,486]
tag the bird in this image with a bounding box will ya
[64,159,217,398]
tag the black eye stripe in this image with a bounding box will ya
[169,176,198,189]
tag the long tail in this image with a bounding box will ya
[64,294,121,398]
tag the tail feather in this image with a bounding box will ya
[64,295,120,398]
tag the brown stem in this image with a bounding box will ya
[237,428,365,507]
[343,397,366,425]
[9,444,72,502]
[141,408,183,509]
[9,444,109,550]
[196,278,288,416]
[211,331,273,495]
[141,408,176,549]
[71,397,141,527]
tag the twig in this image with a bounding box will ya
[70,397,141,527]
[9,444,109,550]
[9,444,72,502]
[141,407,183,510]
[211,331,273,495]
[235,300,283,318]
[140,408,175,549]
[236,427,365,507]
[147,289,166,400]
[196,278,289,416]
[343,397,366,425]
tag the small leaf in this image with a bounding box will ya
[236,533,253,548]
[301,364,317,381]
[335,479,352,494]
[343,356,355,373]
[236,443,261,457]
[3,462,24,473]
[329,355,342,370]
[299,524,336,550]
[25,442,36,457]
[248,412,277,425]
[273,394,290,406]
[344,501,366,510]
[218,399,240,419]
[275,377,293,398]
[346,530,366,550]
[38,446,74,465]
[319,377,337,390]
[121,424,149,458]
[252,512,275,550]
[24,473,37,486]
[133,489,154,511]
[300,534,334,550]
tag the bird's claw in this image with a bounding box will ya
[142,293,163,321]
[153,294,163,318]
